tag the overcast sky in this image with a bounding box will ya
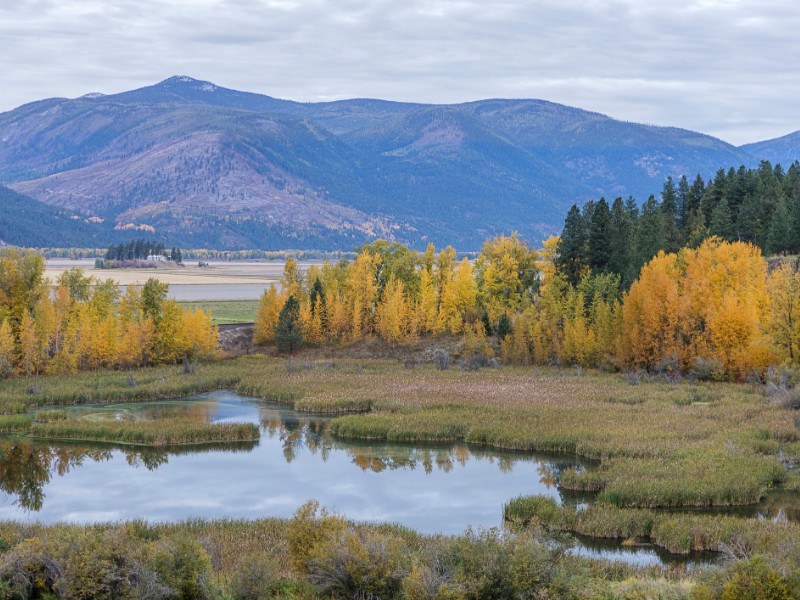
[1,0,797,145]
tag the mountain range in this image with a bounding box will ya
[1,76,798,250]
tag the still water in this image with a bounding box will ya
[0,391,580,533]
[4,390,793,567]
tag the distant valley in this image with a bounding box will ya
[1,76,798,250]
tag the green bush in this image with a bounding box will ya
[228,553,278,600]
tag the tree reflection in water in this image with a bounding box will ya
[259,411,574,481]
[0,440,257,511]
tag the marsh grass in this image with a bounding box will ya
[30,419,259,446]
[0,362,241,406]
[2,356,797,507]
[0,415,32,433]
[503,495,800,555]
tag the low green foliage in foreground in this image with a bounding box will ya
[30,419,259,446]
[178,300,259,324]
[0,502,796,600]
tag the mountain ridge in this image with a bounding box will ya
[1,76,798,249]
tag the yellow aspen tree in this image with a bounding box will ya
[375,277,407,344]
[298,300,314,344]
[52,284,72,355]
[475,233,538,322]
[18,312,38,376]
[184,308,219,360]
[681,239,770,376]
[281,257,303,300]
[436,276,459,333]
[536,235,560,290]
[152,301,187,363]
[253,285,283,345]
[96,315,119,368]
[436,246,457,300]
[462,321,493,358]
[49,319,79,374]
[591,297,621,365]
[620,252,681,370]
[417,268,438,335]
[561,291,597,366]
[326,284,350,342]
[346,251,379,340]
[34,294,55,367]
[0,320,14,376]
[502,312,531,365]
[768,262,800,363]
[306,296,325,345]
[117,320,145,368]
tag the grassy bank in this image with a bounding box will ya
[0,361,241,408]
[503,495,800,555]
[30,419,259,447]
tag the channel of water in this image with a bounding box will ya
[0,390,796,568]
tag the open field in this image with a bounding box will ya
[43,259,323,301]
[178,300,259,324]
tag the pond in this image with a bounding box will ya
[2,390,794,567]
[0,391,581,531]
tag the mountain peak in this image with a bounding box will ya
[159,76,218,91]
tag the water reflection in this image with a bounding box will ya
[0,391,582,533]
[0,389,794,565]
[258,410,577,481]
[0,440,258,511]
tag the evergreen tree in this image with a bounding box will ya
[309,278,328,333]
[660,176,681,251]
[609,198,634,287]
[555,205,588,286]
[766,200,792,256]
[710,198,735,241]
[736,194,761,245]
[688,174,706,220]
[632,196,666,274]
[677,175,691,235]
[496,312,512,339]
[276,295,304,354]
[588,198,612,274]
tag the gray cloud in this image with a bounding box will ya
[0,0,798,144]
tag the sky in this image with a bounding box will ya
[1,0,798,145]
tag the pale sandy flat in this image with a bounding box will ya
[43,260,322,300]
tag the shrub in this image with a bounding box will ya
[692,357,725,382]
[286,500,347,574]
[719,556,794,600]
[306,528,409,599]
[433,349,451,371]
[151,536,212,600]
[228,553,278,600]
[0,537,63,599]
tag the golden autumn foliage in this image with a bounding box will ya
[621,239,773,378]
[0,251,218,377]
[768,261,800,364]
[246,236,792,379]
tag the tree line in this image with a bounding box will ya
[0,248,217,377]
[104,239,183,263]
[254,232,800,381]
